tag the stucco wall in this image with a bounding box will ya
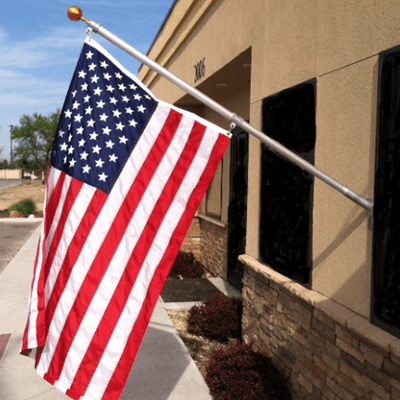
[0,169,23,179]
[139,0,400,343]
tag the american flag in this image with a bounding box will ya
[21,37,230,400]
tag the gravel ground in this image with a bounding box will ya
[0,179,24,190]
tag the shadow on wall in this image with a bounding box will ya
[313,211,366,270]
[312,206,372,318]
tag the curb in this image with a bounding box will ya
[0,218,44,223]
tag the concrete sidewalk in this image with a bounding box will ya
[0,222,213,400]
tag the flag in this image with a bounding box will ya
[21,37,230,400]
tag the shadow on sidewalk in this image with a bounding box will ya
[0,315,209,400]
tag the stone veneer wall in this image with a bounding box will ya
[198,214,228,278]
[180,216,201,258]
[240,254,400,400]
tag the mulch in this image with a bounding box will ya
[161,278,221,302]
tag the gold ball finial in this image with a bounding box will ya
[68,6,83,21]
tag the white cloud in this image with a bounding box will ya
[0,26,85,69]
[0,69,66,89]
[0,94,48,107]
[0,26,78,112]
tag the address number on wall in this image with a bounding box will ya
[194,58,206,83]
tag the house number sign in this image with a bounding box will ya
[194,58,206,83]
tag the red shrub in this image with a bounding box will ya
[187,291,242,341]
[168,251,205,279]
[206,340,291,400]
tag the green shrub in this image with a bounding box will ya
[7,199,36,215]
[206,340,291,400]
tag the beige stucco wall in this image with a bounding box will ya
[140,0,264,102]
[313,56,378,317]
[139,0,400,318]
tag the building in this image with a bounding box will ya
[139,1,400,398]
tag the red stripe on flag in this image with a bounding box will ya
[42,188,108,381]
[65,119,206,399]
[43,109,183,385]
[43,178,84,288]
[44,171,67,238]
[102,132,231,400]
[28,172,68,352]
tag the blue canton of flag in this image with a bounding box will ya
[51,40,157,193]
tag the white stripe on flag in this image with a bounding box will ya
[45,175,72,259]
[45,184,97,303]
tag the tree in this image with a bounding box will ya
[0,146,8,169]
[11,110,60,170]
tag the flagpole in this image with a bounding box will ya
[67,6,374,214]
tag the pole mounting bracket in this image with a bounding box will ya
[366,198,374,217]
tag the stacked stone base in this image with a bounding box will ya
[179,216,201,258]
[240,254,400,400]
[198,214,228,278]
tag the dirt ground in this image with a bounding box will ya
[0,180,45,218]
[166,309,232,381]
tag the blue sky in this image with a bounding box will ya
[0,0,174,160]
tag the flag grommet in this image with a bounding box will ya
[86,26,93,38]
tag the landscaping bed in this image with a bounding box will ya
[166,253,292,399]
[0,180,45,218]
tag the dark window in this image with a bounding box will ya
[228,127,248,291]
[260,80,316,285]
[372,47,400,338]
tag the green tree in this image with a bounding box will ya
[0,146,8,169]
[11,110,60,170]
[0,159,9,169]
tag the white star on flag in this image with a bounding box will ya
[109,154,118,163]
[82,164,91,173]
[116,122,125,131]
[95,158,105,168]
[98,172,108,181]
[92,144,101,154]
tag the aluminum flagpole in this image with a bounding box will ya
[67,6,374,214]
